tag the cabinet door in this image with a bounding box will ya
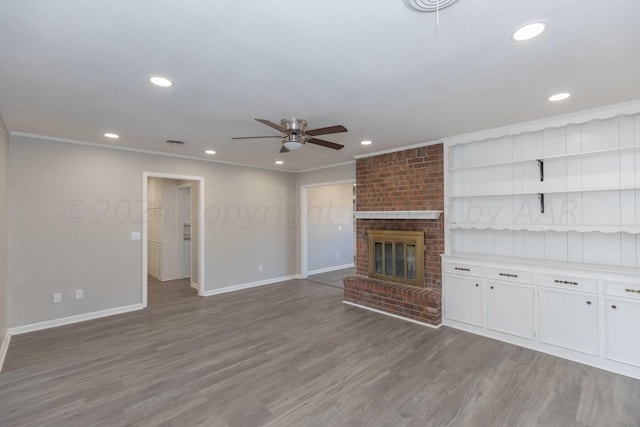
[538,289,599,355]
[605,298,640,367]
[486,282,535,340]
[444,275,483,327]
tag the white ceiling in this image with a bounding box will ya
[1,0,640,172]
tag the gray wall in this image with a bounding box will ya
[8,135,297,327]
[295,163,356,274]
[0,117,8,338]
[307,183,354,272]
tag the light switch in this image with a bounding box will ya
[130,231,141,240]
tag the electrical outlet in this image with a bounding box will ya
[53,292,62,304]
[75,289,84,300]
[258,265,263,272]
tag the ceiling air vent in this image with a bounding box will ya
[165,139,185,144]
[402,0,459,12]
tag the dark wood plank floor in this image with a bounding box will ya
[1,277,639,426]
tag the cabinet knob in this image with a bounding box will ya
[475,283,479,287]
[490,286,494,290]
[612,305,617,309]
[586,301,591,305]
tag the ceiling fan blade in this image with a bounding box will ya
[255,118,286,132]
[307,138,344,150]
[279,145,290,153]
[231,136,282,140]
[305,125,348,136]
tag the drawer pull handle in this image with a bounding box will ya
[625,288,640,294]
[499,273,518,278]
[454,267,470,272]
[554,280,578,286]
[612,305,617,310]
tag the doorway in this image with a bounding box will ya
[142,172,205,308]
[300,179,356,278]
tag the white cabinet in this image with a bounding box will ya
[442,255,640,379]
[486,281,535,340]
[605,298,640,367]
[444,275,483,327]
[604,280,640,368]
[538,288,599,356]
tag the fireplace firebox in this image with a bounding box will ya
[367,230,424,287]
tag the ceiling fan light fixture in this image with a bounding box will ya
[283,134,304,150]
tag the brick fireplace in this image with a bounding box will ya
[343,144,444,326]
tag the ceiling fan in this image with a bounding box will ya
[232,118,347,153]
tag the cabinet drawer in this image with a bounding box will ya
[538,273,598,293]
[444,262,483,277]
[486,266,534,285]
[604,280,640,300]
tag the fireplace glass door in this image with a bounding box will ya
[368,230,424,287]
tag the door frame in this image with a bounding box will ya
[142,172,205,307]
[299,179,355,278]
[176,183,192,281]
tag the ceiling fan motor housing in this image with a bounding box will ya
[281,118,307,133]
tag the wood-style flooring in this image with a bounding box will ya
[308,266,355,288]
[1,277,639,426]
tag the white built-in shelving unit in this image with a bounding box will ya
[446,112,640,267]
[442,105,640,379]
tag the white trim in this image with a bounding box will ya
[11,132,294,173]
[202,275,298,297]
[0,332,10,372]
[300,179,356,278]
[142,172,206,307]
[296,160,355,173]
[442,99,640,147]
[191,282,199,290]
[353,210,442,220]
[342,301,442,329]
[353,139,443,159]
[308,263,355,276]
[8,304,144,335]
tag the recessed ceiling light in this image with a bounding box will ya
[548,92,571,102]
[149,76,172,87]
[104,133,119,139]
[205,150,216,155]
[511,21,548,42]
[275,160,284,165]
[361,140,372,145]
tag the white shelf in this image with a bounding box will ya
[448,223,640,234]
[448,145,639,171]
[354,210,442,220]
[449,185,640,198]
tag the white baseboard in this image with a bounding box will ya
[0,331,10,372]
[191,282,199,290]
[203,275,298,297]
[342,301,442,329]
[8,304,145,336]
[308,263,355,276]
